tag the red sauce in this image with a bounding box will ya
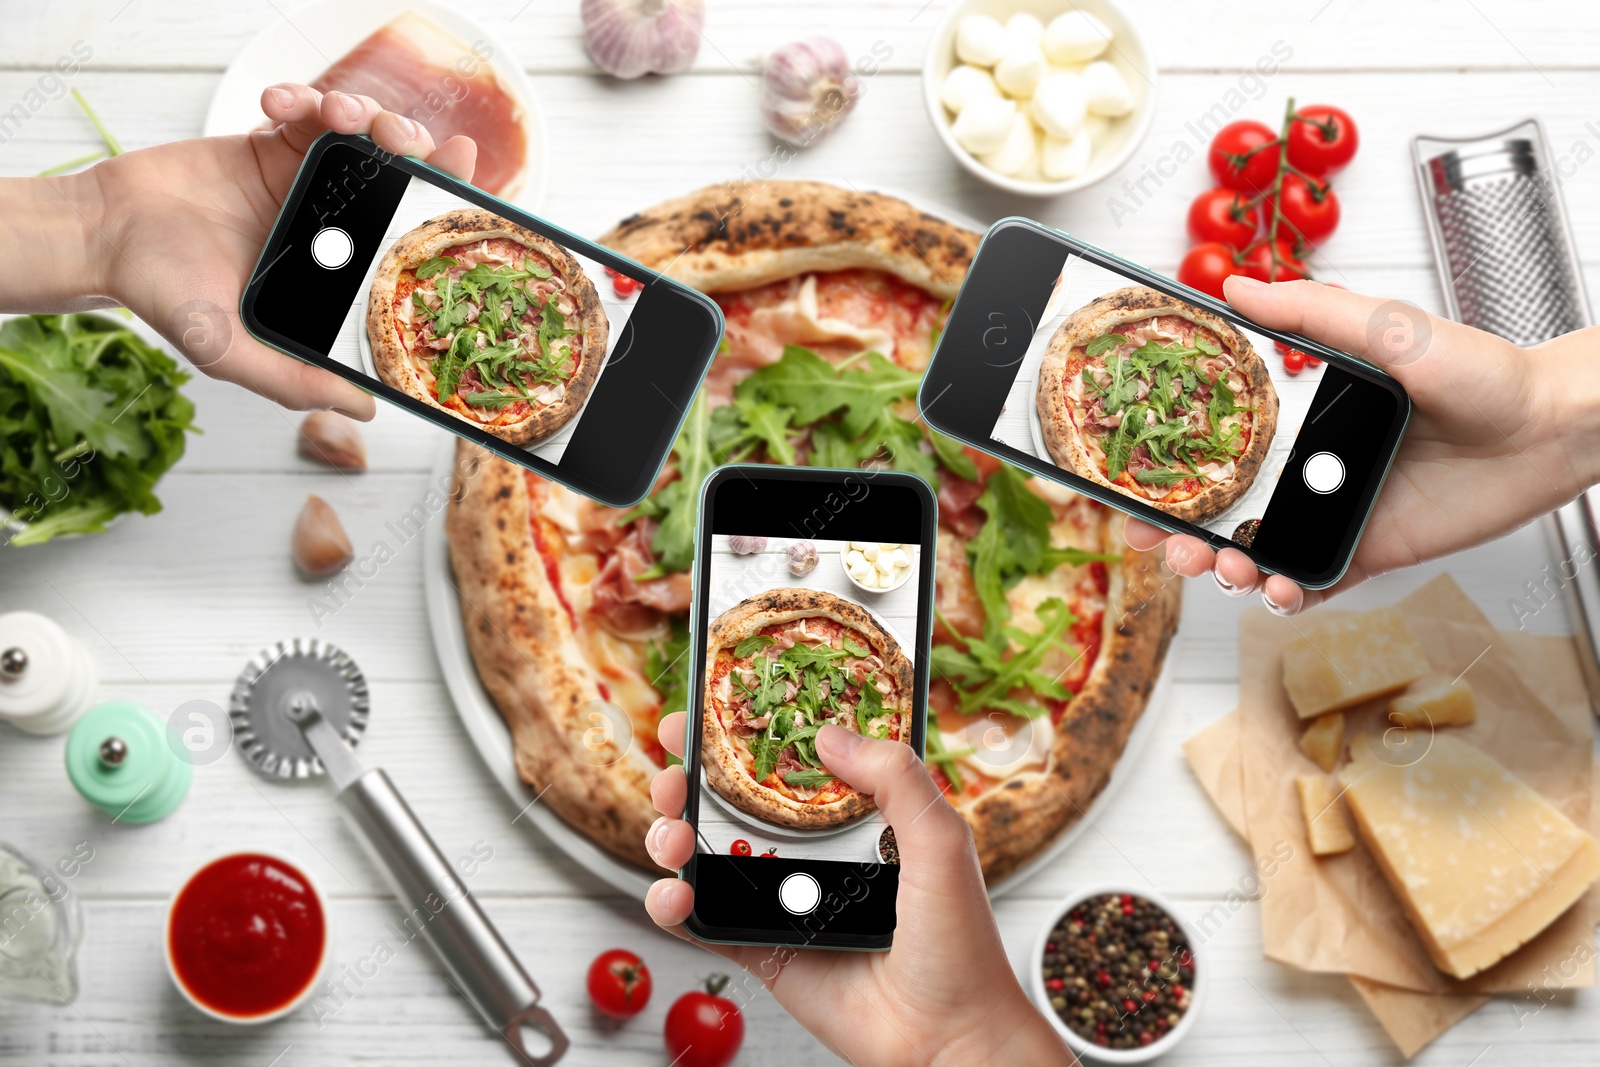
[168,853,325,1019]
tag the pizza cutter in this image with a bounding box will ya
[230,639,567,1066]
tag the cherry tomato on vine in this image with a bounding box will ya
[586,949,652,1020]
[759,847,779,858]
[1177,242,1238,300]
[1281,349,1307,375]
[1240,239,1308,283]
[664,976,744,1067]
[1187,188,1260,250]
[1208,120,1280,194]
[1286,105,1359,176]
[729,839,752,857]
[1266,174,1340,246]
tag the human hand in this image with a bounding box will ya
[644,713,1075,1067]
[1127,273,1600,614]
[71,84,476,418]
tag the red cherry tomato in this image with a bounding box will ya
[1266,174,1340,246]
[1208,120,1280,193]
[1187,188,1260,250]
[586,949,652,1020]
[1177,242,1239,300]
[1286,105,1359,176]
[1240,240,1308,283]
[1281,349,1307,375]
[612,273,643,297]
[1274,339,1322,369]
[664,976,744,1067]
[759,847,779,858]
[729,840,751,857]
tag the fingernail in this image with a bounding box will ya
[1213,571,1248,597]
[265,86,293,110]
[330,92,362,121]
[1167,541,1192,568]
[819,723,864,758]
[1262,587,1301,617]
[397,116,421,138]
[646,817,670,855]
[1229,275,1266,290]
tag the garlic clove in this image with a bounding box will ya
[955,14,1009,67]
[1043,10,1112,65]
[581,0,705,80]
[762,36,860,147]
[728,534,767,554]
[1042,127,1095,181]
[1005,12,1045,48]
[1031,74,1088,139]
[941,64,1000,114]
[992,42,1045,99]
[952,96,1016,155]
[979,112,1039,176]
[1082,60,1135,117]
[293,495,353,578]
[297,411,367,471]
[787,540,818,576]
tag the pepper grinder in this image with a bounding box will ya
[0,611,97,735]
[64,701,191,823]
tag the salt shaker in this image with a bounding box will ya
[0,611,97,735]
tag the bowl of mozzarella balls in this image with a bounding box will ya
[923,0,1157,195]
[842,542,914,594]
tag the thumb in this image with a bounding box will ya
[1221,275,1440,374]
[816,724,972,864]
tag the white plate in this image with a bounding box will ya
[425,439,1175,900]
[202,0,548,210]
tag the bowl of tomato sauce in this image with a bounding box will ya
[164,852,329,1023]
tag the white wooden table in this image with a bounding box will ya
[3,3,1598,1063]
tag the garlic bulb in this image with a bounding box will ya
[297,411,366,471]
[581,0,704,80]
[787,540,818,576]
[293,495,353,578]
[762,37,860,147]
[728,535,767,555]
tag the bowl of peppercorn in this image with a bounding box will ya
[1031,884,1203,1062]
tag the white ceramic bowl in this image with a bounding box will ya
[922,0,1159,197]
[164,851,331,1024]
[840,542,914,595]
[1030,883,1205,1063]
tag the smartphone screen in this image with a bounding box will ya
[241,133,722,507]
[684,467,935,950]
[918,219,1410,588]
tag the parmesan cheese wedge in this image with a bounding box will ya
[1281,608,1431,719]
[1298,712,1344,773]
[1295,774,1355,856]
[1339,734,1600,979]
[1387,673,1477,729]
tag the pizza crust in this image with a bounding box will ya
[1037,285,1278,524]
[368,209,609,446]
[701,588,914,831]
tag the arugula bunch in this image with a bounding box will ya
[0,314,197,545]
[730,633,885,788]
[1082,333,1243,483]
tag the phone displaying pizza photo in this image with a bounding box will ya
[917,218,1411,589]
[682,465,936,950]
[240,132,723,507]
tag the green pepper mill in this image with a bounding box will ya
[64,701,191,823]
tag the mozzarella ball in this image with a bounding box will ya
[993,41,1045,98]
[1031,74,1087,139]
[890,548,911,568]
[940,63,1000,113]
[951,95,1016,154]
[882,543,901,550]
[1005,13,1045,49]
[874,553,897,575]
[955,14,1009,66]
[1042,127,1094,180]
[846,549,866,568]
[849,560,874,583]
[862,544,880,561]
[1043,10,1112,64]
[1082,60,1134,116]
[979,111,1038,175]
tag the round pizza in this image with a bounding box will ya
[446,181,1181,883]
[702,588,913,831]
[1037,285,1277,524]
[367,209,608,445]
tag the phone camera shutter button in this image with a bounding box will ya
[778,872,821,915]
[310,227,354,270]
[1303,452,1345,494]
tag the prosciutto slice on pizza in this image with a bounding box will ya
[1037,285,1277,524]
[368,209,607,445]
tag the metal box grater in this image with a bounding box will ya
[1413,119,1600,709]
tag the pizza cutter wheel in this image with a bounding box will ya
[231,639,567,1066]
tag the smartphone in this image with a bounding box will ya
[240,133,723,507]
[917,219,1410,589]
[682,465,936,950]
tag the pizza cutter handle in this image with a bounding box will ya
[336,768,569,1067]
